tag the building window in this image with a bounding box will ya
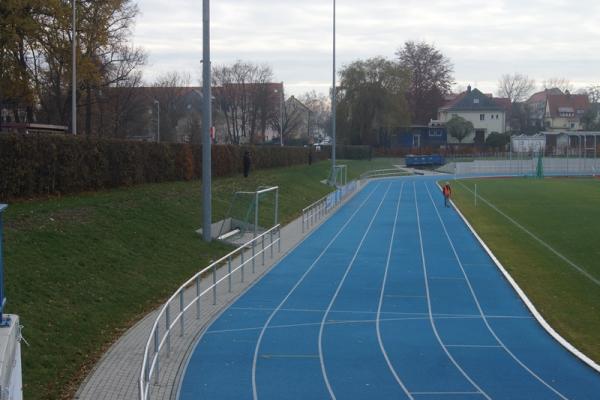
[480,114,485,121]
[474,98,480,104]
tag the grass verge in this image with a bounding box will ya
[452,177,600,363]
[2,158,399,399]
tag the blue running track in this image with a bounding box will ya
[179,177,600,400]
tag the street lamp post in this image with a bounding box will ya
[202,0,212,242]
[153,100,160,142]
[330,0,337,185]
[273,85,284,146]
[280,82,284,146]
[72,0,77,135]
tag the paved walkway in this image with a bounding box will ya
[75,187,362,400]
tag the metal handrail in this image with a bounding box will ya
[359,168,406,181]
[139,224,281,400]
[301,180,358,233]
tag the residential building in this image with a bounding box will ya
[526,88,563,131]
[543,92,590,131]
[438,86,507,145]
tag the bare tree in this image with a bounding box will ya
[151,71,192,142]
[396,41,454,124]
[542,78,574,93]
[212,61,274,144]
[581,85,600,103]
[497,73,536,103]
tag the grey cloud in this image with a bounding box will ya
[134,0,600,95]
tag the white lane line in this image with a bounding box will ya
[425,182,570,400]
[414,182,492,400]
[375,183,414,398]
[251,183,381,400]
[445,345,502,348]
[210,316,432,335]
[232,306,531,320]
[318,183,393,400]
[456,181,600,287]
[411,391,482,396]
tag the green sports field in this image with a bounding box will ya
[452,177,600,363]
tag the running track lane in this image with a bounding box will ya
[179,177,600,400]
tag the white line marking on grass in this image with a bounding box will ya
[375,183,415,399]
[457,181,600,287]
[251,184,381,400]
[425,183,570,400]
[318,183,393,400]
[414,182,491,400]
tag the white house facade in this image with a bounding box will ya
[438,86,508,144]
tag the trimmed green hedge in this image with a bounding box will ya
[0,134,329,200]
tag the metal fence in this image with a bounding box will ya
[359,168,408,181]
[301,180,359,233]
[452,156,599,176]
[139,224,281,400]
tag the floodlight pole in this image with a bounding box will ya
[0,204,9,327]
[202,0,212,242]
[330,0,337,185]
[71,0,77,135]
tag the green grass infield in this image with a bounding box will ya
[452,177,600,364]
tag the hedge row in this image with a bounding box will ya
[0,134,330,200]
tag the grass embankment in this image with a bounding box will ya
[2,158,398,400]
[452,178,600,363]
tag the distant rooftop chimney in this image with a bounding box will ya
[467,85,472,93]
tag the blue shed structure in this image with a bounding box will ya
[378,125,447,150]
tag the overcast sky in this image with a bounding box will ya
[133,0,600,96]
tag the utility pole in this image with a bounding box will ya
[72,0,77,135]
[330,0,337,185]
[202,0,212,242]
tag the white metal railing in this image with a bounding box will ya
[139,224,281,400]
[301,181,358,233]
[359,168,406,182]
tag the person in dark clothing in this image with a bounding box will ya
[308,149,313,165]
[442,182,452,207]
[243,151,251,178]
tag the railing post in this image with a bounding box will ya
[241,250,245,283]
[302,212,305,233]
[165,304,171,356]
[262,235,265,266]
[270,230,274,258]
[278,227,281,252]
[212,264,217,305]
[154,329,160,384]
[196,276,201,319]
[179,290,184,337]
[228,255,232,292]
[252,240,256,274]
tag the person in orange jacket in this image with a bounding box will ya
[442,182,452,208]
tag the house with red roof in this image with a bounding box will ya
[543,91,590,131]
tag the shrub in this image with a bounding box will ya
[0,134,329,200]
